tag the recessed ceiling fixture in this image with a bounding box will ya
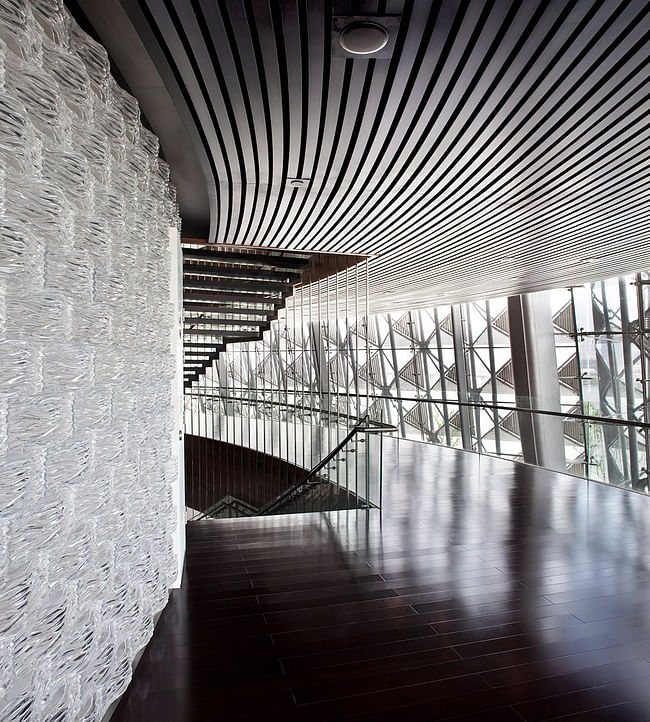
[286,177,309,188]
[332,16,400,59]
[339,22,389,55]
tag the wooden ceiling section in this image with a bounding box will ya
[113,1,648,310]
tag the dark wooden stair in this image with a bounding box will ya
[182,247,310,389]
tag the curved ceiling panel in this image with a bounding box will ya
[115,0,649,311]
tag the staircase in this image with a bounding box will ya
[193,479,367,519]
[182,246,310,389]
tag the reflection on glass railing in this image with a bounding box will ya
[185,387,649,496]
[187,415,394,520]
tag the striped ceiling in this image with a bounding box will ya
[99,1,649,312]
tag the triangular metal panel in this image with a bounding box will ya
[553,302,575,334]
[353,317,378,345]
[254,355,275,382]
[398,354,426,388]
[393,313,417,341]
[444,363,458,384]
[358,352,382,384]
[404,402,429,432]
[558,354,581,393]
[492,308,510,335]
[495,359,515,388]
[500,410,519,436]
[439,314,454,336]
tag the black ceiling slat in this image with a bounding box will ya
[192,0,249,244]
[275,1,333,251]
[288,59,378,250]
[216,1,262,246]
[330,0,594,252]
[291,0,423,251]
[359,37,650,257]
[327,0,588,249]
[241,0,279,246]
[112,0,649,312]
[245,0,298,249]
[295,0,310,179]
[318,0,482,251]
[283,57,355,248]
[375,97,649,259]
[370,90,644,262]
[162,0,234,241]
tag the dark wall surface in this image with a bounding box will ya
[184,435,307,512]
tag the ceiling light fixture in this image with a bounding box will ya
[286,177,309,189]
[339,21,389,55]
[332,16,400,59]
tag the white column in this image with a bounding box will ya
[508,291,566,472]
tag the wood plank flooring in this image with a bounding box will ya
[110,440,650,721]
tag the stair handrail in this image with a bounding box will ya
[193,497,257,520]
[254,414,372,516]
[191,415,397,520]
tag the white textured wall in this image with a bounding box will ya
[0,1,180,720]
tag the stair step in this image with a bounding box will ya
[183,316,269,329]
[183,264,301,283]
[184,290,285,305]
[184,279,291,294]
[182,248,309,270]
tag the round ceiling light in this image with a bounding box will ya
[339,22,389,55]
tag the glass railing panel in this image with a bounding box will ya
[270,433,370,516]
[582,418,647,492]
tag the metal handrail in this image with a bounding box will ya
[189,416,396,520]
[258,415,397,515]
[186,389,650,431]
[257,415,372,515]
[193,497,258,521]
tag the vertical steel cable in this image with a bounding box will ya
[198,356,203,513]
[211,354,215,519]
[224,332,229,507]
[317,268,322,463]
[355,262,359,500]
[345,262,350,502]
[326,267,331,458]
[284,304,289,483]
[308,267,312,479]
[184,384,189,518]
[270,318,275,502]
[239,336,243,507]
[293,279,298,487]
[365,258,370,418]
[335,258,340,494]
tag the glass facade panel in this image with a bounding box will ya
[185,271,650,494]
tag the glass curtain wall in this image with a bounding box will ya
[186,271,650,494]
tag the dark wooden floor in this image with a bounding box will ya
[111,440,650,721]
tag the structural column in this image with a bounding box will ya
[508,292,566,472]
[451,305,473,450]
